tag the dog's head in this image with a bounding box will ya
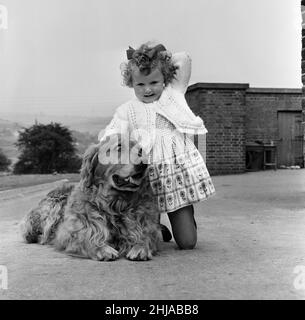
[80,134,148,199]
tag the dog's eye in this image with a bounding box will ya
[138,148,142,157]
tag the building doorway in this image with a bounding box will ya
[277,111,303,167]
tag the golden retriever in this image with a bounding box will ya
[20,135,162,261]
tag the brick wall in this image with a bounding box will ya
[186,84,302,175]
[186,83,248,175]
[245,88,302,145]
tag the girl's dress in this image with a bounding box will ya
[99,85,215,213]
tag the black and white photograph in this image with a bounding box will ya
[0,0,304,304]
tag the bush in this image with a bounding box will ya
[0,148,12,172]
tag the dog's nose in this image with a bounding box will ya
[135,162,147,173]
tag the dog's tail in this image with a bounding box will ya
[20,182,75,244]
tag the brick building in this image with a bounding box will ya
[185,83,303,175]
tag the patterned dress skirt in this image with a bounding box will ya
[147,114,216,214]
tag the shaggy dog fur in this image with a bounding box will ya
[20,137,162,261]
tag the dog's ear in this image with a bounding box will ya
[80,144,99,188]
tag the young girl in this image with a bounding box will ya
[99,42,215,250]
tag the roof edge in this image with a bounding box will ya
[187,83,302,94]
[187,83,250,92]
[246,87,302,94]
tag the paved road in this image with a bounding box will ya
[0,170,305,300]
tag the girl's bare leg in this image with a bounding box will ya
[167,205,197,250]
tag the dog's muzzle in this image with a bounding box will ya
[112,163,147,191]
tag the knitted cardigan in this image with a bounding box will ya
[98,52,207,155]
[99,85,207,154]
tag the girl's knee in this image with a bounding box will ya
[176,233,197,250]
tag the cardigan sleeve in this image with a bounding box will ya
[170,52,192,94]
[157,86,208,135]
[98,103,129,142]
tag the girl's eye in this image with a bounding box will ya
[137,83,144,86]
[151,81,158,85]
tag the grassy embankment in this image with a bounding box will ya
[0,173,80,192]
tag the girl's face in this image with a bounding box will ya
[132,67,165,103]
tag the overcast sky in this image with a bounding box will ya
[0,0,302,117]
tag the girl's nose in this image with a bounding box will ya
[144,86,152,94]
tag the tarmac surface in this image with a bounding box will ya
[0,169,305,300]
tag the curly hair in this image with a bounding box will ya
[121,43,178,88]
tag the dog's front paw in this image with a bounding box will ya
[126,244,153,261]
[90,245,119,261]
